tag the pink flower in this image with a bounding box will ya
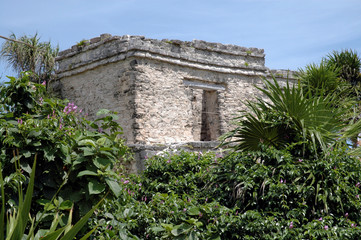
[324,225,328,230]
[280,179,284,184]
[319,217,323,221]
[63,102,79,114]
[356,182,360,188]
[345,213,349,218]
[123,180,130,184]
[183,208,187,212]
[42,81,46,86]
[289,221,294,229]
[357,195,360,199]
[298,159,303,162]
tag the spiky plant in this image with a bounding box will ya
[222,78,347,157]
[325,49,361,86]
[0,33,59,84]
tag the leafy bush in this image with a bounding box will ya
[87,147,361,239]
[0,73,131,223]
[89,151,228,239]
[0,157,103,240]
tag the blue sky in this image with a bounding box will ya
[1,0,360,81]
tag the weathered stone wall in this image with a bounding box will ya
[54,34,296,146]
[54,60,137,142]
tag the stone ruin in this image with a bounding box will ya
[53,34,296,171]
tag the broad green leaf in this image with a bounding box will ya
[77,170,98,177]
[96,137,107,146]
[32,141,42,147]
[151,226,165,233]
[105,177,121,197]
[29,130,42,137]
[171,223,192,236]
[187,207,200,216]
[59,144,69,155]
[44,148,56,161]
[22,151,32,158]
[188,231,198,240]
[160,223,174,232]
[80,147,95,156]
[20,162,32,174]
[78,139,96,148]
[73,156,88,166]
[96,109,110,116]
[88,179,105,195]
[93,157,112,169]
[59,200,73,210]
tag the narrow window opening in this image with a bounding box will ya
[200,90,220,141]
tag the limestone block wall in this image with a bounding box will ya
[54,34,296,145]
[54,60,137,142]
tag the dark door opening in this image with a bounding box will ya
[200,90,220,141]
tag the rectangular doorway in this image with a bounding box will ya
[200,90,220,141]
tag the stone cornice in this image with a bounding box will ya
[56,34,269,78]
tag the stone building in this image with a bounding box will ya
[54,34,295,171]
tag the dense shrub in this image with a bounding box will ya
[90,148,361,239]
[0,73,131,224]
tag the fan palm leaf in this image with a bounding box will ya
[223,77,346,155]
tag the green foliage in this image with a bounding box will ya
[0,33,59,84]
[297,62,341,95]
[86,148,361,239]
[0,157,102,239]
[206,146,361,239]
[0,73,131,225]
[222,78,345,156]
[0,72,45,116]
[326,49,361,86]
[88,151,226,239]
[76,40,89,47]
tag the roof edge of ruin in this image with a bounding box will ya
[56,33,265,60]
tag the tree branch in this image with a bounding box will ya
[0,35,34,48]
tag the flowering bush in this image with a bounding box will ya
[0,73,131,227]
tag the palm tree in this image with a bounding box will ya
[0,33,59,84]
[223,51,361,157]
[222,77,345,157]
[325,49,361,86]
